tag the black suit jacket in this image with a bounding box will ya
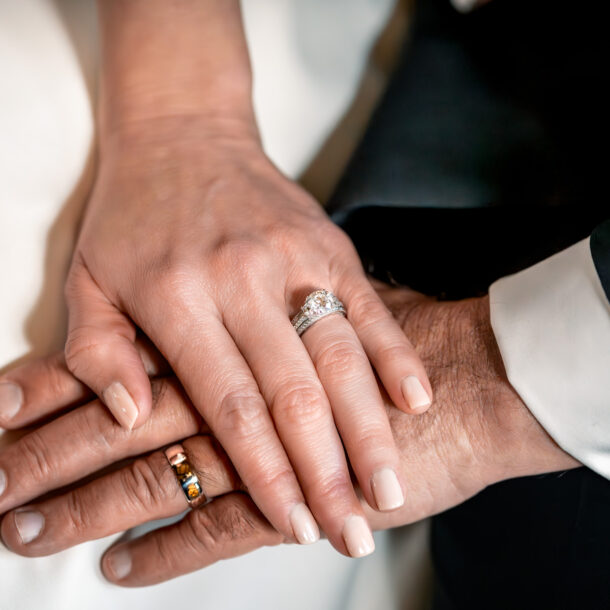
[328,0,610,607]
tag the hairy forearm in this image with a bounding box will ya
[97,0,257,139]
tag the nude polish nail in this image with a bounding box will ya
[0,381,23,422]
[290,503,320,544]
[14,510,44,544]
[371,468,405,511]
[342,515,375,558]
[0,469,6,497]
[103,382,139,430]
[105,547,132,580]
[401,376,431,412]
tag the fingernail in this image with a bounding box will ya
[401,376,431,411]
[0,381,23,422]
[289,503,320,545]
[0,469,6,497]
[14,510,44,544]
[103,382,139,430]
[105,546,132,580]
[342,515,375,558]
[371,468,404,511]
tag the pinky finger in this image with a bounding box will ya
[340,276,433,414]
[102,494,283,587]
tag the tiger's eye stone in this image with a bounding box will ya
[176,463,190,476]
[187,484,200,499]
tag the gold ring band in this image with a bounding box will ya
[165,444,208,509]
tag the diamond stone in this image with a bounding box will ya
[304,290,335,316]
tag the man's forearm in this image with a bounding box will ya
[97,0,257,139]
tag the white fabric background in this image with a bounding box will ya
[0,1,430,608]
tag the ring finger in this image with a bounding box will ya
[0,435,240,556]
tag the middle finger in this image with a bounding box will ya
[226,300,375,558]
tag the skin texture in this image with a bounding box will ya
[0,285,578,586]
[62,0,433,555]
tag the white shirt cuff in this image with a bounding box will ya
[489,238,610,479]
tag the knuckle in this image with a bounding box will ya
[183,509,223,555]
[352,427,391,460]
[71,406,119,454]
[348,292,388,329]
[215,497,259,540]
[213,391,268,440]
[316,473,354,505]
[65,490,92,535]
[187,498,257,554]
[315,340,363,380]
[149,531,177,572]
[372,342,414,366]
[144,259,202,309]
[210,238,272,279]
[249,465,295,494]
[120,458,170,511]
[36,354,71,403]
[316,221,353,254]
[272,383,325,426]
[64,328,112,379]
[17,430,55,482]
[152,258,199,290]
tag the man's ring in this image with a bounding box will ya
[165,444,208,508]
[291,289,346,337]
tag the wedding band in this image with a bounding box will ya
[165,444,208,509]
[291,289,346,337]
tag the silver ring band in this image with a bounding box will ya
[291,289,346,337]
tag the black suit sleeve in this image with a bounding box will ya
[590,220,610,303]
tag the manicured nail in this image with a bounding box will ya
[401,376,431,411]
[0,469,6,497]
[103,382,139,430]
[289,503,320,545]
[14,510,44,544]
[0,381,23,422]
[342,515,375,558]
[371,468,404,511]
[105,546,132,580]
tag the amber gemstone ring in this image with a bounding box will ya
[291,289,346,337]
[164,444,208,509]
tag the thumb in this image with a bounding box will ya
[64,258,152,430]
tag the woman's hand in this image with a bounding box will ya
[66,125,431,556]
[60,0,432,557]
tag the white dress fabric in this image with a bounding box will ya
[0,1,430,609]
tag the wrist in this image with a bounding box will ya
[99,113,262,159]
[97,0,257,143]
[401,293,578,485]
[466,297,580,482]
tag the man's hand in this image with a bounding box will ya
[0,285,577,585]
[363,283,578,532]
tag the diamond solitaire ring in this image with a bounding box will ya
[291,289,346,337]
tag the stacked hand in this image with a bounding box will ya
[61,0,433,558]
[0,284,576,585]
[63,119,433,556]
